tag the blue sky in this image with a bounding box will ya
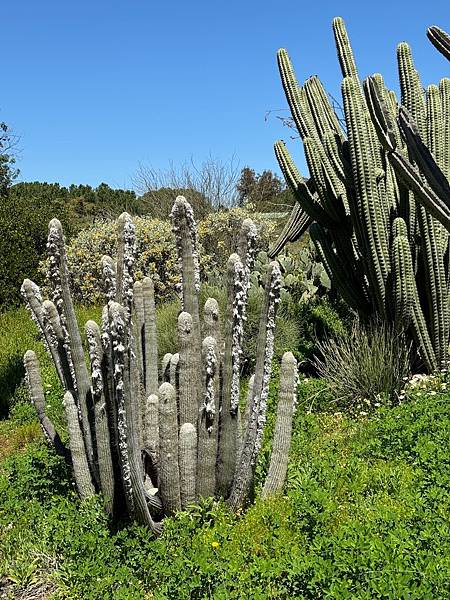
[2,0,449,191]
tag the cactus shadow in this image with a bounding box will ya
[0,354,24,418]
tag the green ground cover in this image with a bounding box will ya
[0,309,449,599]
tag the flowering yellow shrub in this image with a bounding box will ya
[40,210,276,305]
[198,207,277,270]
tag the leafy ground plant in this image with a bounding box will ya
[0,382,449,598]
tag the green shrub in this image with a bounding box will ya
[198,207,276,272]
[315,321,411,412]
[46,210,276,307]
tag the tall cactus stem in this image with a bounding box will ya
[216,254,245,496]
[229,261,282,510]
[179,422,197,508]
[101,255,117,301]
[47,218,95,469]
[63,391,95,499]
[262,352,298,498]
[115,213,136,315]
[197,336,219,498]
[86,320,115,513]
[158,382,181,515]
[142,277,159,395]
[24,350,68,459]
[177,312,199,426]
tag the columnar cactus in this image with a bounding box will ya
[270,17,450,372]
[23,197,298,533]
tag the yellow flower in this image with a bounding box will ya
[211,541,220,549]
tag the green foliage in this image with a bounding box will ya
[1,387,448,598]
[0,308,45,416]
[0,121,19,196]
[236,166,295,212]
[198,207,276,276]
[48,217,179,305]
[0,441,70,502]
[315,321,411,412]
[0,182,143,308]
[140,187,212,221]
[0,306,99,417]
[54,210,276,306]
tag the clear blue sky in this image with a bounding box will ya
[2,0,449,191]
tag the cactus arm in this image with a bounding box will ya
[197,336,219,499]
[86,320,115,514]
[332,17,359,80]
[169,353,179,391]
[158,382,181,515]
[411,288,438,372]
[303,137,345,223]
[274,140,336,226]
[179,423,197,508]
[276,49,310,138]
[323,131,352,187]
[126,326,159,529]
[365,79,450,230]
[144,393,159,484]
[47,218,95,468]
[133,281,145,380]
[427,84,444,172]
[397,43,427,139]
[108,301,134,512]
[304,75,346,141]
[398,107,450,202]
[21,279,65,385]
[115,213,136,314]
[440,78,450,181]
[63,391,95,499]
[427,26,450,62]
[177,312,199,427]
[101,255,117,301]
[391,230,414,329]
[342,77,390,314]
[42,300,76,392]
[229,262,282,510]
[310,224,371,315]
[203,298,221,341]
[142,277,159,395]
[261,352,297,498]
[216,254,245,496]
[24,350,68,459]
[241,374,255,445]
[237,218,258,294]
[268,202,311,258]
[171,196,202,416]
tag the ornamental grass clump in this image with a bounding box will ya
[314,321,411,413]
[21,196,298,535]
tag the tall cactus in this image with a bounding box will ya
[23,197,298,534]
[270,17,450,372]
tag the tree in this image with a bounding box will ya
[236,167,294,212]
[134,154,241,214]
[0,120,19,196]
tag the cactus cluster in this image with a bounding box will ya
[270,18,450,372]
[22,196,298,534]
